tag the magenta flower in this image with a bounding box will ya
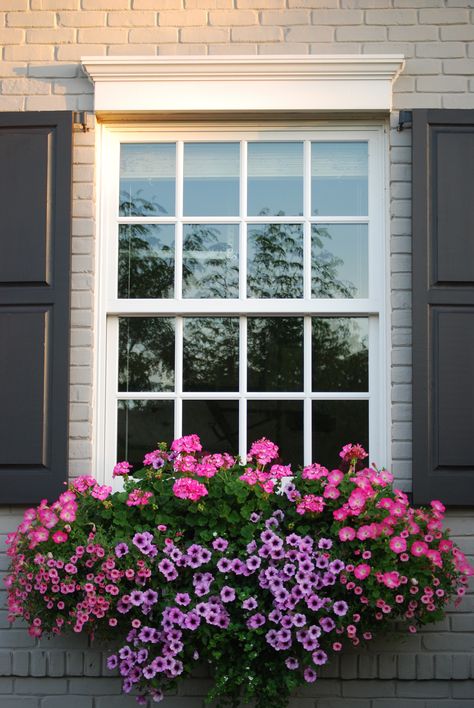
[113,461,133,478]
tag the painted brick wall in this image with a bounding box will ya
[0,1,473,706]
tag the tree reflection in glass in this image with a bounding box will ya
[183,317,239,392]
[248,317,304,392]
[118,224,174,299]
[117,400,174,470]
[312,317,368,392]
[118,317,175,392]
[247,221,303,298]
[183,224,239,299]
[312,224,367,299]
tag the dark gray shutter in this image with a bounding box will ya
[412,109,474,505]
[0,112,73,504]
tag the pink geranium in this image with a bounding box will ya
[302,463,328,480]
[126,490,153,507]
[247,437,279,466]
[173,477,208,502]
[72,475,96,493]
[338,526,356,542]
[91,485,112,501]
[339,443,368,462]
[113,461,133,478]
[171,434,202,454]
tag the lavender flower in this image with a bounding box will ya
[114,542,129,558]
[333,600,349,617]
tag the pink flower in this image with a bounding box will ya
[338,526,356,542]
[113,461,133,478]
[296,494,325,515]
[327,469,344,485]
[348,488,367,511]
[37,508,58,529]
[52,530,68,544]
[302,463,328,480]
[172,477,208,502]
[247,437,279,466]
[59,502,77,523]
[269,464,292,479]
[126,490,153,507]
[72,475,96,493]
[91,484,112,501]
[389,536,407,554]
[323,485,340,500]
[381,571,400,589]
[430,500,445,515]
[339,443,368,462]
[411,540,428,557]
[353,564,371,580]
[174,455,197,474]
[171,434,202,454]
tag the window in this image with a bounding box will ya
[97,122,387,482]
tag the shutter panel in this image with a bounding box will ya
[412,109,474,505]
[0,112,73,504]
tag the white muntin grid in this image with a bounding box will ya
[97,122,387,484]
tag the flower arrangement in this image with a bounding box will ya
[5,436,473,707]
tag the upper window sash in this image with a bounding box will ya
[100,125,385,316]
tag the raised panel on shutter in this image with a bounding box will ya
[413,109,474,505]
[0,112,72,504]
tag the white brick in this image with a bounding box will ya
[312,9,362,23]
[336,25,386,41]
[443,58,474,74]
[7,11,55,26]
[365,9,416,23]
[417,75,468,92]
[419,8,469,23]
[82,0,129,7]
[389,26,438,41]
[441,25,474,41]
[128,27,178,42]
[26,95,77,109]
[231,25,283,41]
[181,27,229,42]
[58,11,106,26]
[26,28,76,43]
[210,9,258,24]
[4,45,54,60]
[285,26,334,42]
[107,10,156,26]
[77,27,128,42]
[32,0,79,6]
[416,42,466,58]
[2,78,50,94]
[159,9,206,25]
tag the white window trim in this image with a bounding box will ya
[86,55,400,483]
[82,54,405,113]
[95,120,389,484]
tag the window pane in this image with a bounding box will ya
[248,317,304,392]
[182,400,238,455]
[183,224,239,298]
[119,143,175,217]
[312,317,368,392]
[117,400,174,470]
[312,400,368,469]
[118,224,174,299]
[184,143,239,216]
[247,142,303,216]
[247,223,303,298]
[248,400,303,469]
[312,224,368,299]
[183,317,239,392]
[119,317,175,392]
[312,142,368,216]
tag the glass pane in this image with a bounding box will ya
[183,224,239,298]
[247,142,303,216]
[118,224,174,299]
[119,143,175,217]
[312,317,368,392]
[183,317,239,392]
[312,142,368,216]
[312,224,368,299]
[119,317,175,392]
[182,400,239,456]
[183,143,239,216]
[117,400,174,470]
[248,317,303,392]
[247,224,303,298]
[247,400,303,469]
[312,400,369,469]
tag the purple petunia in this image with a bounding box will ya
[247,612,266,629]
[312,649,328,666]
[318,538,333,550]
[320,616,336,633]
[212,537,229,552]
[304,667,317,683]
[114,542,129,558]
[220,586,236,603]
[285,657,299,670]
[333,600,349,617]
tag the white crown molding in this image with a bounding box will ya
[82,54,405,113]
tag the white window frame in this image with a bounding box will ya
[95,120,389,484]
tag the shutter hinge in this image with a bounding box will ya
[73,111,92,132]
[397,110,413,132]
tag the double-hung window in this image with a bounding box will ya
[97,122,387,481]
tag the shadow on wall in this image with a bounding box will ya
[11,63,93,111]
